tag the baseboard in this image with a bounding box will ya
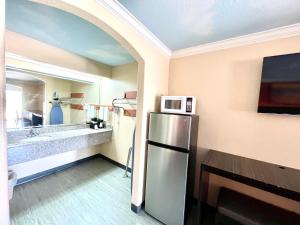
[17,154,101,185]
[98,154,132,173]
[131,202,144,213]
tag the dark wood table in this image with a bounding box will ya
[198,150,300,224]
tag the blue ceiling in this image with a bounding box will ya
[6,0,135,66]
[119,0,300,50]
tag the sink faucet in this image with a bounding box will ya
[27,128,40,137]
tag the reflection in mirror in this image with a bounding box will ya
[6,71,44,128]
[6,68,101,128]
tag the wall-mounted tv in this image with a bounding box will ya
[258,53,300,115]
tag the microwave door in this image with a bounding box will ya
[161,96,184,114]
[165,99,182,111]
[148,113,192,149]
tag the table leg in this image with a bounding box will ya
[198,166,209,225]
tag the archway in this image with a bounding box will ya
[0,0,170,224]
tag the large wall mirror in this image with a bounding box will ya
[6,68,101,129]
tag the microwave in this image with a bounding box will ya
[161,96,196,115]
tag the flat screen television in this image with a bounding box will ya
[258,53,300,114]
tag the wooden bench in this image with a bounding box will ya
[215,188,300,225]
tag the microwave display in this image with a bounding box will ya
[165,100,182,110]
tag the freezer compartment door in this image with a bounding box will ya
[148,113,192,149]
[145,144,189,225]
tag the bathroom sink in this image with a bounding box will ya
[20,135,52,143]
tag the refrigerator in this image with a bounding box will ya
[145,112,199,225]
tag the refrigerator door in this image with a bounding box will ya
[148,113,192,149]
[145,144,189,225]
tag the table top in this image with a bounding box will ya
[202,150,300,202]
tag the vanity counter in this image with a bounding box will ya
[8,127,112,166]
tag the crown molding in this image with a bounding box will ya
[99,0,171,56]
[172,23,300,58]
[97,0,172,56]
[5,53,109,83]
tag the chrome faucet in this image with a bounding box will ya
[27,128,40,137]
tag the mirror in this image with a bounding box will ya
[5,68,101,129]
[6,71,44,128]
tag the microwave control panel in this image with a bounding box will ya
[186,97,193,113]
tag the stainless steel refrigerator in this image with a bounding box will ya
[145,112,199,225]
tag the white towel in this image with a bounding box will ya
[99,107,109,121]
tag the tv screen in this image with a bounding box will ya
[258,53,300,114]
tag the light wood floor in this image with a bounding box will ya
[10,158,162,225]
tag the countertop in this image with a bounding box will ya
[8,128,112,148]
[8,126,113,166]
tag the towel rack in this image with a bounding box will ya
[112,91,137,117]
[112,98,136,110]
[49,97,73,105]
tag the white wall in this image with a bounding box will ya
[0,0,10,223]
[100,62,137,167]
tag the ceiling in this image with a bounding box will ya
[6,0,135,66]
[119,0,300,50]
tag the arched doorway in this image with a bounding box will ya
[0,0,170,224]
